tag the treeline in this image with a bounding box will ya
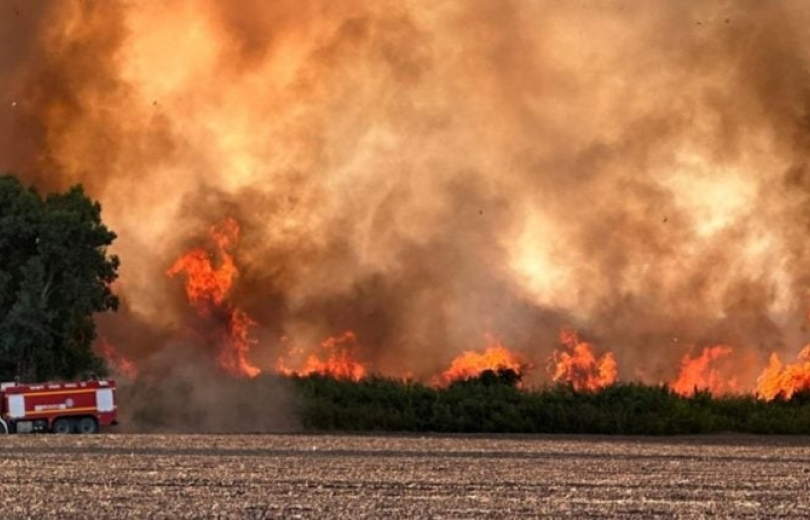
[291,370,810,435]
[0,175,119,382]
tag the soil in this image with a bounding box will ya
[0,434,809,518]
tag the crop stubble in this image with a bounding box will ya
[0,434,809,518]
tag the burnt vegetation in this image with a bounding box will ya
[290,370,810,435]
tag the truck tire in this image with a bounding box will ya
[52,418,73,434]
[76,417,99,434]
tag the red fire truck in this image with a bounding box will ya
[0,379,118,434]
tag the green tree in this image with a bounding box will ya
[0,174,119,381]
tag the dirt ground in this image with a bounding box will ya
[0,434,809,518]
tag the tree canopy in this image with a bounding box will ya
[0,174,119,382]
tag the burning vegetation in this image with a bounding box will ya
[150,214,810,399]
[437,335,526,386]
[6,1,810,429]
[756,348,810,401]
[552,329,617,392]
[276,331,367,381]
[105,215,810,402]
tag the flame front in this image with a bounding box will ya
[552,328,618,391]
[167,218,260,378]
[277,331,366,381]
[438,335,524,385]
[670,345,737,397]
[756,347,810,401]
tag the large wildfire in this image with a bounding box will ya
[4,1,810,409]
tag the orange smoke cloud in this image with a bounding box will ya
[5,2,810,399]
[95,338,138,381]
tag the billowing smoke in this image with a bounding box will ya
[3,0,810,418]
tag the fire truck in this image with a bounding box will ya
[0,379,118,434]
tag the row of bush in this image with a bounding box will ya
[291,369,810,434]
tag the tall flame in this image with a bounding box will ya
[438,335,524,385]
[552,328,618,391]
[276,331,366,381]
[756,346,810,401]
[670,345,737,397]
[220,308,260,378]
[167,218,239,309]
[167,218,260,378]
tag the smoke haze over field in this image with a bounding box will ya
[3,1,810,403]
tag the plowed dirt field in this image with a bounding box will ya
[1,434,809,518]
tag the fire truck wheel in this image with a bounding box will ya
[76,417,99,434]
[52,418,73,434]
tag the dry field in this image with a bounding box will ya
[0,434,809,518]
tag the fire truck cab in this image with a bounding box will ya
[0,379,118,434]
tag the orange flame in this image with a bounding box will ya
[276,331,366,381]
[167,218,260,378]
[220,308,260,378]
[167,218,239,309]
[95,338,138,380]
[670,345,737,396]
[552,328,617,391]
[438,335,524,385]
[756,346,810,401]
